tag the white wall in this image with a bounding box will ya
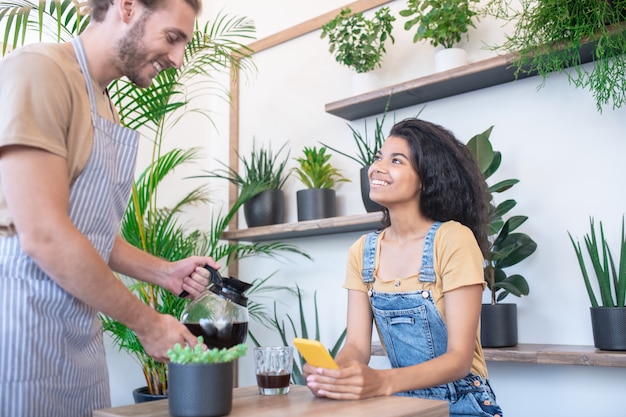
[106,1,626,415]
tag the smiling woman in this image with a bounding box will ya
[306,118,502,417]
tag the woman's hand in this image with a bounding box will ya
[304,360,391,400]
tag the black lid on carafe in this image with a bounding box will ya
[205,265,253,307]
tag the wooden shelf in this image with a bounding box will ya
[326,43,597,121]
[372,342,626,368]
[222,212,384,242]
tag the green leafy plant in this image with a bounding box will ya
[467,126,537,304]
[321,6,395,73]
[201,140,290,197]
[168,336,247,364]
[251,285,346,385]
[485,0,626,112]
[1,0,89,54]
[399,0,480,48]
[292,146,350,189]
[569,217,626,308]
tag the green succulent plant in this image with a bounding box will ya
[399,0,480,48]
[292,146,350,189]
[467,126,537,304]
[321,6,395,73]
[569,217,626,308]
[168,337,248,364]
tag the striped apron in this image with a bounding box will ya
[0,37,138,417]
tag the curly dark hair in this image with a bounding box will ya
[88,0,202,22]
[381,118,490,258]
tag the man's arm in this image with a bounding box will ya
[109,236,217,298]
[0,146,196,360]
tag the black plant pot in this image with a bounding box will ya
[360,166,383,212]
[243,189,284,228]
[168,361,234,417]
[296,188,336,221]
[132,386,167,403]
[480,303,518,348]
[590,307,626,351]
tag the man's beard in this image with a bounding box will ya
[116,13,152,88]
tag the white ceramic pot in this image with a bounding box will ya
[434,48,467,72]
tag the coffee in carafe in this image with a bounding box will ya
[180,266,252,349]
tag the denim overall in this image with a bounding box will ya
[362,222,503,417]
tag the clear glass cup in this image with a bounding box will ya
[253,346,293,395]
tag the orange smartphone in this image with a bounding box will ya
[293,338,339,369]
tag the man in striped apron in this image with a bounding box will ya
[0,1,214,416]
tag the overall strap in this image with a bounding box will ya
[418,221,442,283]
[361,230,381,284]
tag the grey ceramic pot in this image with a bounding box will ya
[360,166,383,212]
[480,303,518,348]
[590,307,626,351]
[132,386,166,403]
[168,361,234,417]
[296,188,336,221]
[243,189,284,228]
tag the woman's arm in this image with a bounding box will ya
[334,289,374,366]
[307,283,483,399]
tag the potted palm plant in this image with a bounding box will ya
[485,0,626,112]
[320,6,396,74]
[105,153,308,400]
[399,0,481,71]
[569,217,626,350]
[167,337,248,417]
[292,146,350,221]
[200,140,291,228]
[467,126,537,348]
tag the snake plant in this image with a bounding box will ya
[569,217,626,308]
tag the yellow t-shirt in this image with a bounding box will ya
[344,220,489,378]
[0,42,117,235]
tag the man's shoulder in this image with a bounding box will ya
[1,42,76,72]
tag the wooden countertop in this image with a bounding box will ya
[94,385,448,417]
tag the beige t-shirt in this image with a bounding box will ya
[0,42,117,235]
[344,220,489,377]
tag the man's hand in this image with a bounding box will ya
[134,311,199,362]
[168,256,220,299]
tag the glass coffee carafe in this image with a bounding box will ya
[180,266,252,349]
